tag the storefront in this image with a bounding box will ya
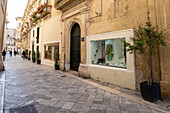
[87,29,136,90]
[42,41,60,67]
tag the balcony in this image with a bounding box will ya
[54,0,85,11]
[30,3,52,24]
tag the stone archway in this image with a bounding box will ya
[70,23,81,71]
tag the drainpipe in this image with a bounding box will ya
[100,0,103,15]
[90,0,103,19]
[64,53,66,72]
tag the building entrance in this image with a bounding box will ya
[70,23,81,71]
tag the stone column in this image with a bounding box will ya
[60,19,66,71]
[78,11,90,78]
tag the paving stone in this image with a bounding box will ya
[62,102,75,110]
[91,104,106,110]
[80,106,90,112]
[42,106,60,113]
[83,100,93,107]
[93,100,102,104]
[102,97,111,105]
[88,109,107,113]
[57,108,70,113]
[71,102,84,112]
[35,104,50,112]
[3,56,167,113]
[54,95,71,107]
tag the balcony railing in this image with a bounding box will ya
[30,3,52,23]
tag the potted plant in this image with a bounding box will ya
[54,51,60,70]
[124,13,166,102]
[55,0,61,4]
[37,51,41,64]
[28,50,31,60]
[32,50,36,63]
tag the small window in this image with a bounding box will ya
[91,38,126,68]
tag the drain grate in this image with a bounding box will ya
[9,104,38,113]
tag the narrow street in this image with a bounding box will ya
[2,55,167,113]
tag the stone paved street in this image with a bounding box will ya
[3,55,169,113]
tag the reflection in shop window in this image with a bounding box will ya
[91,38,126,68]
[45,46,52,59]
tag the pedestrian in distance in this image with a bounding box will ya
[22,51,26,60]
[2,49,6,61]
[14,50,17,56]
[10,50,12,57]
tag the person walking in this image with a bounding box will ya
[10,50,12,57]
[2,50,6,61]
[14,50,17,56]
[22,51,26,60]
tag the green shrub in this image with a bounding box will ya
[54,51,59,67]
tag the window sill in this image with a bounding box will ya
[90,64,127,70]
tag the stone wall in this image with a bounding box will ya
[157,0,170,97]
[53,0,170,96]
[88,0,161,91]
[0,0,7,71]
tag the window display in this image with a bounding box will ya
[44,46,52,59]
[44,43,59,60]
[91,38,126,68]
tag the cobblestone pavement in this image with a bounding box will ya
[3,55,169,113]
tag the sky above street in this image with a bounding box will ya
[7,0,28,29]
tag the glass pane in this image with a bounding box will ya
[54,45,59,60]
[91,38,126,68]
[45,46,52,59]
[39,0,41,6]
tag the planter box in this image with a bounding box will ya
[55,65,59,70]
[140,81,161,102]
[32,59,36,63]
[37,60,41,64]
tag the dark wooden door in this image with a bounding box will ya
[70,23,81,71]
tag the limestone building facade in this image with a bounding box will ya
[3,28,16,52]
[21,0,61,65]
[0,0,8,71]
[15,17,22,54]
[22,0,170,97]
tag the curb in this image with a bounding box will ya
[61,71,170,113]
[0,71,5,113]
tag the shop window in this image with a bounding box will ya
[44,43,59,60]
[44,46,52,59]
[91,38,126,68]
[54,45,59,60]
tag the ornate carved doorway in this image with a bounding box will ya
[70,23,81,71]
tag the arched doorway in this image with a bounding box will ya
[70,23,81,71]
